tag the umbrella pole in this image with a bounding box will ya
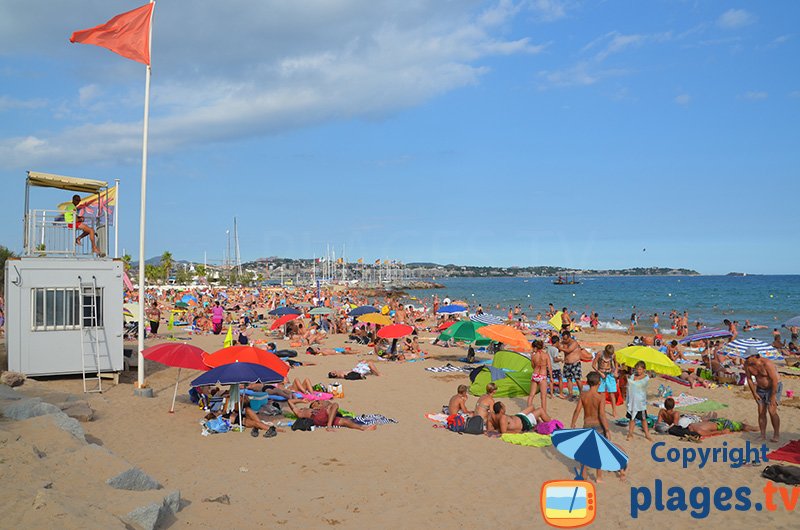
[573,464,585,480]
[169,367,181,413]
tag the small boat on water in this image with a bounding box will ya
[553,274,581,285]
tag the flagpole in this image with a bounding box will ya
[114,178,120,258]
[137,0,155,390]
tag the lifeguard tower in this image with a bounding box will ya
[4,171,123,392]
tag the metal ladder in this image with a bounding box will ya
[79,275,103,393]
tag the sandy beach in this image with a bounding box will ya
[2,321,798,530]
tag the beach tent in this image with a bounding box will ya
[469,350,532,397]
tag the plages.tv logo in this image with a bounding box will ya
[540,480,597,528]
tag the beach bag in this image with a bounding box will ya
[762,465,800,486]
[464,416,485,435]
[205,417,231,434]
[291,418,315,431]
[535,419,564,435]
[447,414,466,433]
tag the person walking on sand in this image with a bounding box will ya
[744,352,782,442]
[528,340,552,412]
[626,361,653,441]
[592,345,618,417]
[571,371,612,482]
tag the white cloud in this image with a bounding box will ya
[0,1,549,169]
[740,91,768,100]
[0,95,47,112]
[527,0,571,22]
[675,94,691,105]
[537,62,626,88]
[717,9,757,30]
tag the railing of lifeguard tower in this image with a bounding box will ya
[24,209,108,257]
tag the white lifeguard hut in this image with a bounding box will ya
[4,171,123,392]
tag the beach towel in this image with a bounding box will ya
[766,440,800,465]
[459,358,492,365]
[352,414,397,426]
[614,414,657,428]
[425,413,449,423]
[500,433,553,447]
[679,400,729,414]
[425,364,470,373]
[650,392,707,409]
[661,374,692,387]
[300,392,334,401]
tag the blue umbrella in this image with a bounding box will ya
[181,294,199,304]
[678,327,732,344]
[551,428,628,479]
[783,316,800,328]
[349,305,378,317]
[469,313,504,325]
[269,306,302,316]
[191,362,283,387]
[437,304,467,314]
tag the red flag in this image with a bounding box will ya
[70,3,154,65]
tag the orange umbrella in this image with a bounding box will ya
[271,313,300,330]
[203,345,289,377]
[477,324,532,352]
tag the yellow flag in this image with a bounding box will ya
[357,258,363,264]
[167,310,174,331]
[223,324,234,348]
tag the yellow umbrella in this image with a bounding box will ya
[477,324,532,352]
[358,313,393,326]
[615,346,681,376]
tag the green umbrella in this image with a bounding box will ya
[309,307,333,316]
[175,301,189,309]
[438,320,487,344]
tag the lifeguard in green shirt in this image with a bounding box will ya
[65,194,103,256]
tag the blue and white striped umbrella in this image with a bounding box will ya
[722,338,782,360]
[551,428,628,474]
[437,304,467,314]
[678,327,732,344]
[469,313,504,325]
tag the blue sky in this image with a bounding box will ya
[1,1,798,274]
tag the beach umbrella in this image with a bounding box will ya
[783,316,800,328]
[309,307,333,316]
[615,346,681,376]
[377,324,414,339]
[469,313,504,325]
[175,301,189,309]
[437,305,467,314]
[678,328,732,344]
[349,305,378,317]
[191,362,284,429]
[269,306,302,316]
[123,306,134,321]
[203,345,290,377]
[722,338,782,360]
[270,313,300,330]
[142,343,208,413]
[181,294,198,304]
[358,313,393,326]
[551,428,629,479]
[437,320,456,331]
[439,320,486,343]
[477,324,532,352]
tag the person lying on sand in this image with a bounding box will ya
[488,401,551,434]
[286,399,376,431]
[687,418,758,437]
[328,361,381,380]
[446,385,473,416]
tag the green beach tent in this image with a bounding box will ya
[469,350,532,397]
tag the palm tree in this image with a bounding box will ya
[0,245,17,295]
[160,251,173,282]
[121,254,132,272]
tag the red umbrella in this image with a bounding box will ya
[437,320,456,331]
[270,313,300,330]
[142,343,208,413]
[203,345,290,377]
[377,324,414,339]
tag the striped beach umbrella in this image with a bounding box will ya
[678,328,732,344]
[469,313,504,325]
[722,338,782,360]
[551,428,629,476]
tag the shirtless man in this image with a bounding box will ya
[744,353,781,442]
[561,308,572,331]
[571,371,612,481]
[528,340,552,412]
[474,383,497,424]
[447,385,473,416]
[489,401,551,434]
[557,331,586,400]
[592,345,618,416]
[724,319,738,342]
[286,399,376,431]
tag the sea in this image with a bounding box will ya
[406,275,800,342]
